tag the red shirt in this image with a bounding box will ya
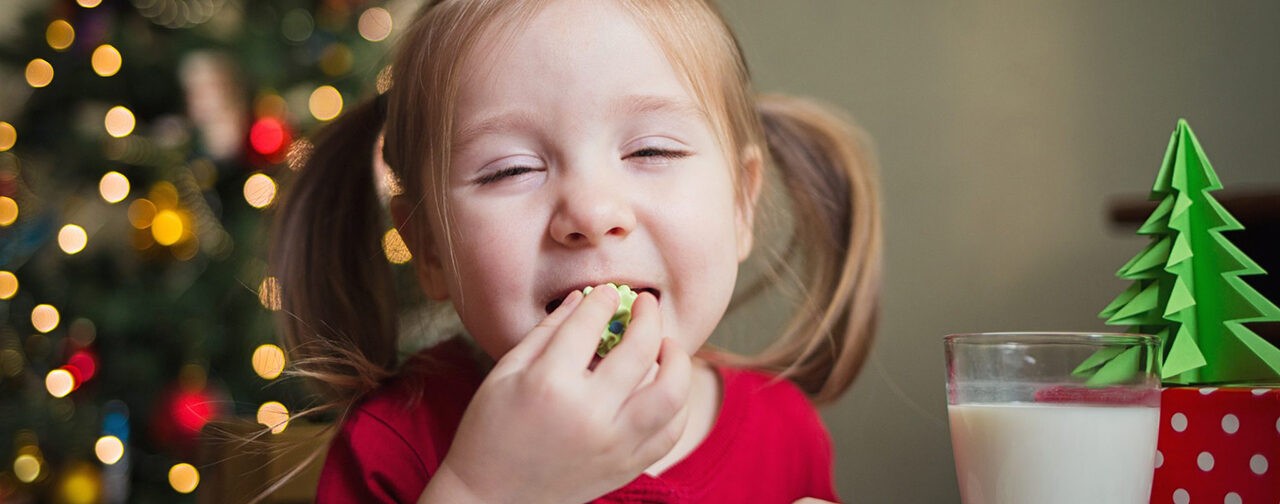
[317,338,839,503]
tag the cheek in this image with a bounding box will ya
[442,209,537,357]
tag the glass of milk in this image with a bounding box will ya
[945,332,1161,504]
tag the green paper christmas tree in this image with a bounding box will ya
[1098,119,1280,385]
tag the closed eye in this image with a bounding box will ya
[627,148,690,160]
[473,166,542,185]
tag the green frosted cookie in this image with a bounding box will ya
[582,283,638,357]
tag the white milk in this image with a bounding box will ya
[948,403,1159,504]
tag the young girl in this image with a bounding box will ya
[272,0,881,502]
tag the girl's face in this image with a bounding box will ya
[421,0,758,360]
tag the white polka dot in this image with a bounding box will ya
[1255,388,1271,396]
[1200,387,1218,395]
[1172,412,1188,432]
[1198,451,1215,471]
[1173,488,1190,504]
[1222,414,1240,434]
[1155,450,1164,468]
[1224,492,1242,504]
[1275,415,1279,434]
[1252,454,1270,475]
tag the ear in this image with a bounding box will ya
[735,144,764,262]
[390,194,451,301]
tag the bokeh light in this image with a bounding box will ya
[0,121,15,151]
[281,8,314,43]
[127,199,156,229]
[91,44,122,77]
[257,401,289,434]
[151,210,183,246]
[358,7,393,42]
[77,0,103,7]
[32,304,60,333]
[376,66,393,94]
[104,106,136,138]
[319,43,353,76]
[26,59,54,88]
[58,224,88,254]
[0,196,17,226]
[46,20,75,51]
[249,117,286,156]
[258,276,281,311]
[94,436,124,464]
[252,344,285,380]
[46,368,75,398]
[0,271,17,299]
[168,463,199,494]
[243,173,276,208]
[309,85,343,121]
[382,228,412,264]
[14,454,41,483]
[99,171,130,203]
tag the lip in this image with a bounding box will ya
[543,282,660,314]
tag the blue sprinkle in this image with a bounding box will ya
[609,321,624,334]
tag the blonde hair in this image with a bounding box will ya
[272,0,881,411]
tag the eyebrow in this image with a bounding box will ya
[451,94,705,152]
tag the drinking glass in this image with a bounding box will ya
[945,332,1161,504]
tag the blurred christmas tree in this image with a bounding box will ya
[0,0,403,501]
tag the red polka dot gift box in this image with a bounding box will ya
[1151,386,1279,504]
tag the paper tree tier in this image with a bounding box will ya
[1099,119,1280,385]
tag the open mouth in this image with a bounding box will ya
[544,286,660,314]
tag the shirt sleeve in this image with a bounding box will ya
[316,408,431,503]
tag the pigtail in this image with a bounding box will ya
[270,97,397,406]
[747,94,883,405]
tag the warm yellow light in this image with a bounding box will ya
[32,304,60,333]
[252,344,286,380]
[46,20,75,51]
[309,85,343,121]
[26,59,54,88]
[243,173,277,209]
[77,0,103,7]
[168,463,199,494]
[104,106,135,138]
[58,224,88,254]
[94,436,124,465]
[91,45,122,77]
[382,228,412,264]
[0,271,16,300]
[46,368,74,398]
[258,276,281,311]
[14,454,40,483]
[0,196,16,226]
[99,171,130,203]
[358,7,393,42]
[257,401,290,434]
[151,210,183,246]
[0,121,15,151]
[127,199,156,229]
[148,182,179,210]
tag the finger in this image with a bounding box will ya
[617,337,692,433]
[590,291,661,400]
[529,284,620,375]
[630,386,690,466]
[495,290,584,370]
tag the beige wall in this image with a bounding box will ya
[715,1,1280,502]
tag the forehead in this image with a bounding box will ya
[454,0,705,129]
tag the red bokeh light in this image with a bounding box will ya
[249,117,287,156]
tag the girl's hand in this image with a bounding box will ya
[419,286,692,504]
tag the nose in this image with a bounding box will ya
[548,169,635,247]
